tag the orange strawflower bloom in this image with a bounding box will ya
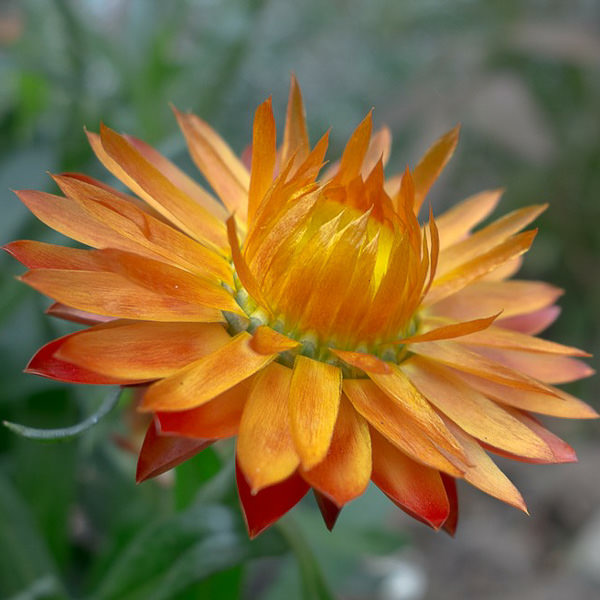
[6,78,596,537]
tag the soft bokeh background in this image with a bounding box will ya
[1,1,599,599]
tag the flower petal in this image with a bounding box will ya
[53,173,232,283]
[136,421,212,483]
[281,75,310,173]
[174,108,250,219]
[25,331,137,384]
[402,358,554,461]
[334,111,373,185]
[397,313,500,345]
[95,248,242,315]
[249,326,300,355]
[453,371,598,419]
[485,409,577,464]
[56,321,230,380]
[236,462,309,538]
[437,204,546,277]
[497,306,561,335]
[21,269,223,322]
[426,229,537,306]
[412,124,460,214]
[302,395,372,507]
[368,365,466,463]
[313,490,342,531]
[247,98,277,224]
[429,280,563,321]
[434,188,503,249]
[289,356,342,470]
[444,420,527,512]
[140,332,276,412]
[440,474,458,535]
[468,346,595,384]
[344,379,466,477]
[46,303,113,325]
[410,340,555,394]
[237,363,298,492]
[156,378,253,439]
[330,349,392,375]
[370,429,450,530]
[124,134,228,220]
[5,240,103,270]
[456,324,588,356]
[95,124,227,248]
[361,126,392,177]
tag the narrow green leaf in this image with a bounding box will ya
[3,388,121,442]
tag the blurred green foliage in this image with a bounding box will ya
[0,0,598,598]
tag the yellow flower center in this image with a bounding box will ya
[226,176,435,372]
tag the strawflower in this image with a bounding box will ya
[6,78,596,537]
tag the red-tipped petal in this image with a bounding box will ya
[314,490,342,531]
[136,421,213,483]
[440,474,459,536]
[26,332,137,385]
[236,462,309,538]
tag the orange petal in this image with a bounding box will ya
[410,340,556,394]
[430,280,563,321]
[334,111,373,185]
[96,124,227,248]
[56,321,230,380]
[5,240,103,270]
[412,124,460,214]
[95,248,242,315]
[249,326,300,354]
[436,204,546,277]
[140,331,276,412]
[497,306,561,335]
[453,371,599,420]
[20,269,223,322]
[124,134,228,220]
[302,395,371,507]
[236,462,309,539]
[402,358,554,461]
[226,215,272,313]
[330,349,392,375]
[444,420,527,512]
[46,303,113,325]
[469,346,595,384]
[26,331,137,384]
[343,379,466,477]
[456,324,589,356]
[397,313,500,345]
[361,126,392,177]
[281,75,310,173]
[247,98,277,224]
[368,365,466,462]
[484,409,577,464]
[237,363,298,492]
[370,429,450,530]
[173,108,250,219]
[156,378,253,439]
[426,229,537,306]
[14,190,146,255]
[53,173,233,283]
[136,421,212,483]
[288,356,342,470]
[434,188,503,249]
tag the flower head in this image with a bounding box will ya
[7,77,596,537]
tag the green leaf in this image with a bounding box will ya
[91,503,285,600]
[0,473,65,599]
[277,518,336,600]
[174,446,221,511]
[3,388,121,442]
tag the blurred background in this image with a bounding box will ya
[0,1,599,598]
